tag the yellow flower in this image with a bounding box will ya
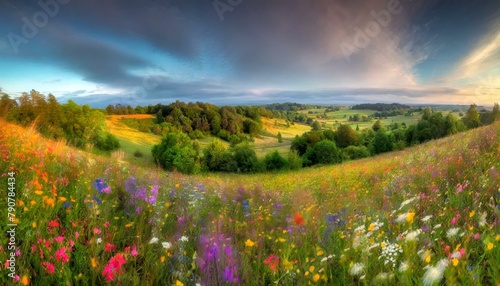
[495,234,500,241]
[367,223,375,231]
[313,273,320,282]
[91,258,98,268]
[161,256,165,263]
[245,239,255,247]
[309,265,315,272]
[125,222,133,228]
[45,198,55,208]
[30,200,36,205]
[487,242,494,251]
[469,211,475,218]
[21,275,29,285]
[278,238,286,243]
[452,258,459,266]
[32,222,36,228]
[425,255,431,263]
[381,242,386,249]
[316,250,324,256]
[35,190,43,195]
[58,197,67,202]
[406,212,415,223]
[175,280,184,286]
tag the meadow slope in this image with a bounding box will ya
[0,120,499,285]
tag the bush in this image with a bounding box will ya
[232,144,259,173]
[312,140,342,165]
[95,133,121,151]
[263,150,288,171]
[151,132,199,174]
[133,150,143,157]
[342,145,370,160]
[287,150,302,170]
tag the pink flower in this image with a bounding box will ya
[451,216,459,225]
[75,232,79,239]
[42,262,55,274]
[48,220,59,228]
[131,245,138,257]
[104,243,116,252]
[94,228,101,234]
[54,236,64,243]
[104,221,110,228]
[55,247,69,263]
[102,253,127,282]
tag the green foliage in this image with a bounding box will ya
[464,104,481,129]
[372,120,382,132]
[152,132,199,174]
[232,144,259,173]
[263,150,288,171]
[335,124,359,148]
[311,120,321,131]
[287,150,302,170]
[202,139,228,172]
[95,134,121,151]
[371,130,393,154]
[277,132,283,143]
[342,145,370,160]
[308,140,342,165]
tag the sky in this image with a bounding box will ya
[0,0,499,107]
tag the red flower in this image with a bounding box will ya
[264,254,280,272]
[48,220,59,228]
[294,213,304,225]
[102,253,126,282]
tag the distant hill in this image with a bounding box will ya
[352,103,411,111]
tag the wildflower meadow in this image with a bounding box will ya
[0,119,499,285]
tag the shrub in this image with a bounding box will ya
[342,145,370,160]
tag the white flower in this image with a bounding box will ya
[398,261,409,272]
[421,215,433,222]
[97,237,102,244]
[162,242,172,249]
[405,230,421,242]
[446,227,460,239]
[149,237,159,244]
[422,258,449,286]
[395,213,408,223]
[179,236,189,242]
[374,272,389,281]
[399,197,418,210]
[350,263,364,276]
[422,265,444,286]
[479,212,487,227]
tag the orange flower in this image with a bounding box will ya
[294,213,304,225]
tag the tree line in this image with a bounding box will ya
[152,104,498,174]
[0,90,120,151]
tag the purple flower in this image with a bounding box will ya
[93,178,111,194]
[223,266,234,282]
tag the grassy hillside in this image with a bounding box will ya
[4,119,497,285]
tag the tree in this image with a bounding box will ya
[464,104,480,129]
[372,130,393,154]
[202,139,228,171]
[421,107,432,121]
[287,150,302,170]
[490,103,500,123]
[311,120,321,131]
[277,132,283,143]
[232,144,259,173]
[156,110,165,124]
[152,132,199,174]
[312,140,342,165]
[372,120,382,132]
[335,124,358,148]
[263,150,287,171]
